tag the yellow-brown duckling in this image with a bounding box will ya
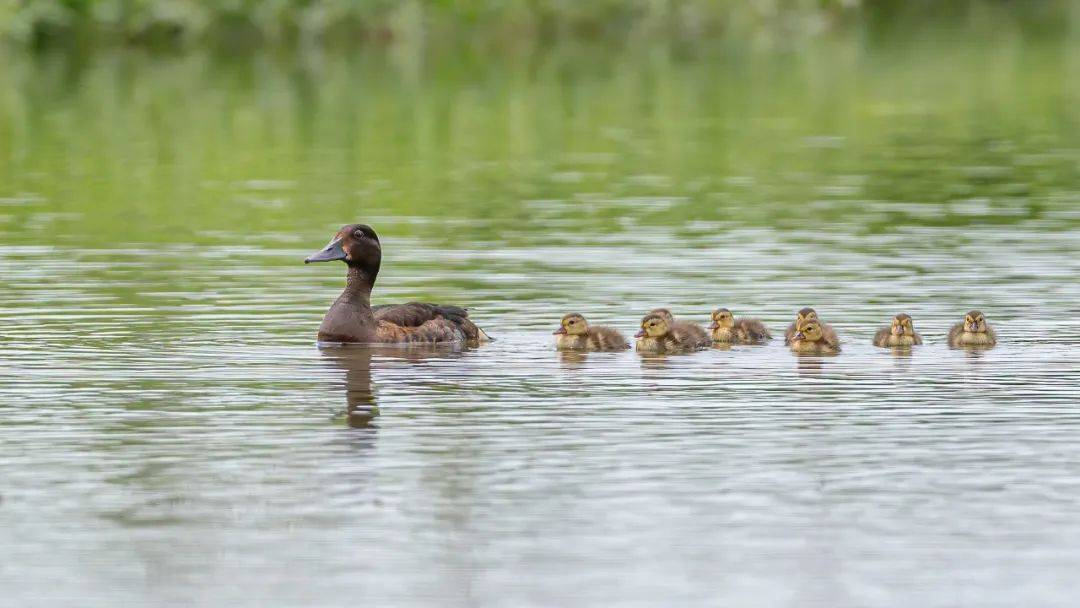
[948,310,997,348]
[635,313,712,353]
[709,308,771,345]
[647,308,711,346]
[873,313,923,348]
[789,317,841,355]
[783,307,838,346]
[553,313,630,351]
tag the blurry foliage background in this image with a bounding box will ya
[1,0,1076,50]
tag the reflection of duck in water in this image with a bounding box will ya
[795,357,827,375]
[319,347,377,428]
[305,224,490,344]
[320,343,470,427]
[558,350,591,368]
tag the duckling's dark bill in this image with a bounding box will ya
[305,238,347,263]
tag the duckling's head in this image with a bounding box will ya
[890,313,915,337]
[963,310,988,333]
[305,224,382,277]
[648,308,675,323]
[793,319,824,343]
[709,308,734,330]
[635,314,670,338]
[796,307,818,323]
[554,313,589,336]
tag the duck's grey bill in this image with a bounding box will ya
[305,238,347,263]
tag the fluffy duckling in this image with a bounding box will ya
[635,313,712,353]
[647,308,711,346]
[783,307,838,346]
[553,313,630,351]
[789,317,841,355]
[709,308,772,344]
[873,313,923,348]
[948,310,997,348]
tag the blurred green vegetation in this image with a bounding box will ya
[1,21,1077,249]
[1,0,1076,50]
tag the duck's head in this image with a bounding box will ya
[648,308,675,323]
[792,319,824,343]
[635,314,670,339]
[305,224,382,276]
[555,313,589,336]
[890,313,915,337]
[963,310,988,333]
[709,308,734,330]
[795,307,818,324]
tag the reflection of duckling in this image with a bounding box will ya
[948,310,997,348]
[635,313,712,353]
[648,308,711,346]
[709,308,771,344]
[783,307,837,345]
[873,313,923,348]
[789,318,841,355]
[553,313,630,351]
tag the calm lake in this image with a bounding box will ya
[2,25,1080,607]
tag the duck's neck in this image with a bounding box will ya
[318,266,378,342]
[341,266,375,306]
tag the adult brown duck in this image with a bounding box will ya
[305,224,490,344]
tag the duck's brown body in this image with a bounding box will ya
[308,225,487,344]
[553,313,629,351]
[872,331,921,347]
[872,313,922,348]
[647,309,711,349]
[789,339,841,355]
[710,309,771,344]
[783,308,837,346]
[555,327,629,351]
[635,314,711,353]
[784,320,838,344]
[948,311,996,348]
[789,317,841,355]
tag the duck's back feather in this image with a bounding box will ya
[671,321,711,348]
[872,327,893,347]
[734,318,771,343]
[587,326,631,351]
[373,302,487,342]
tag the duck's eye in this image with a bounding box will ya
[353,230,365,239]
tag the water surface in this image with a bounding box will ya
[2,30,1080,607]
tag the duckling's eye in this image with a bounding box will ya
[568,320,575,325]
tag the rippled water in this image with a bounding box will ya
[2,28,1080,607]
